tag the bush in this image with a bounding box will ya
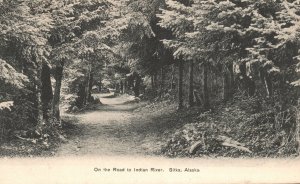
[0,90,37,142]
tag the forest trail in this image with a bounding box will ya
[56,94,166,157]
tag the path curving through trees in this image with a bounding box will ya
[56,94,166,157]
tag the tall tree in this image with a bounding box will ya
[0,0,53,129]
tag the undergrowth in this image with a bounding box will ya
[0,116,77,158]
[158,93,299,158]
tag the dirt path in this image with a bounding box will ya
[56,94,167,157]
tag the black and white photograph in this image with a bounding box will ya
[0,0,300,183]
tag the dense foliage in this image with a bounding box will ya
[0,0,299,156]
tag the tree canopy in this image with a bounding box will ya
[0,0,299,157]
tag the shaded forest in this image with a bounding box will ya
[0,0,300,157]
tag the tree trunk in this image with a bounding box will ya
[189,60,194,107]
[25,50,43,129]
[115,82,120,93]
[160,66,165,97]
[30,81,43,131]
[36,69,44,130]
[296,99,300,155]
[123,79,127,94]
[211,69,215,97]
[247,77,256,96]
[36,84,44,130]
[52,62,64,123]
[120,80,124,94]
[209,65,213,97]
[229,64,234,98]
[193,90,202,106]
[154,71,158,91]
[76,83,85,108]
[178,60,184,109]
[85,76,90,105]
[264,74,273,98]
[134,74,141,97]
[99,76,102,93]
[41,63,53,123]
[203,62,210,110]
[223,68,230,102]
[88,73,93,102]
[151,75,155,90]
[84,65,91,105]
[240,62,255,96]
[223,64,234,101]
[171,64,175,90]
